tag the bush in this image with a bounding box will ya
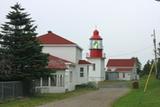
[75,82,98,89]
[132,81,139,89]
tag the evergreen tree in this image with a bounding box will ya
[157,43,160,78]
[158,43,160,57]
[142,60,151,76]
[131,57,142,75]
[0,3,49,81]
[0,54,13,80]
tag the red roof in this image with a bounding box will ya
[116,68,133,72]
[107,59,135,67]
[78,60,91,64]
[48,55,72,70]
[37,31,75,44]
[90,29,102,40]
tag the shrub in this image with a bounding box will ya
[75,82,98,89]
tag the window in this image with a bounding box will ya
[80,67,84,72]
[51,74,64,87]
[93,64,96,71]
[123,73,125,78]
[59,75,64,87]
[70,71,73,82]
[87,65,89,76]
[80,67,84,77]
[35,78,40,86]
[51,75,57,86]
[42,77,48,86]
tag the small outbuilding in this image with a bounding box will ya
[106,58,139,80]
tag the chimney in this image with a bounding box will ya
[48,31,52,33]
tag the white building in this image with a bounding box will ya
[35,31,91,93]
[106,59,139,80]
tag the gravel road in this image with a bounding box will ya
[37,82,130,107]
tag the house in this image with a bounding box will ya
[35,31,92,93]
[106,59,139,80]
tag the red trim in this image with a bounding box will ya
[90,50,102,58]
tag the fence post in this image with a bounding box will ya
[1,82,4,100]
[13,82,15,98]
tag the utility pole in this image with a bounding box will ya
[151,29,158,78]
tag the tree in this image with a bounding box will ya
[158,43,160,57]
[0,3,49,81]
[0,55,13,80]
[157,43,160,79]
[142,60,151,76]
[131,57,142,75]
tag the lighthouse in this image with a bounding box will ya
[87,29,105,82]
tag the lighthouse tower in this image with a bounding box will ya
[87,29,105,82]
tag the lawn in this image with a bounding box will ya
[113,75,160,107]
[0,87,96,107]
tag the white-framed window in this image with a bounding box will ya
[51,75,57,86]
[35,78,40,86]
[70,71,73,82]
[80,67,84,77]
[50,74,64,87]
[123,73,125,78]
[93,64,96,71]
[59,75,64,87]
[87,65,89,76]
[42,77,48,86]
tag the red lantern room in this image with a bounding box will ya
[89,29,103,58]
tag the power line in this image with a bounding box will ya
[83,43,159,58]
[108,44,153,57]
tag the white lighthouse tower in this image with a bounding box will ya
[87,29,105,82]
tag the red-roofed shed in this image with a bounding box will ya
[106,58,138,80]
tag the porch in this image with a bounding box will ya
[35,73,66,93]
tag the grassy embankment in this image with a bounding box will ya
[0,87,96,107]
[113,75,160,107]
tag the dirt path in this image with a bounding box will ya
[37,82,130,107]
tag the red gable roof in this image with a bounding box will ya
[37,31,75,44]
[107,59,136,67]
[78,60,91,64]
[48,55,72,70]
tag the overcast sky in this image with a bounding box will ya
[1,0,160,65]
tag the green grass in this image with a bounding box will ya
[113,75,160,107]
[0,87,96,107]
